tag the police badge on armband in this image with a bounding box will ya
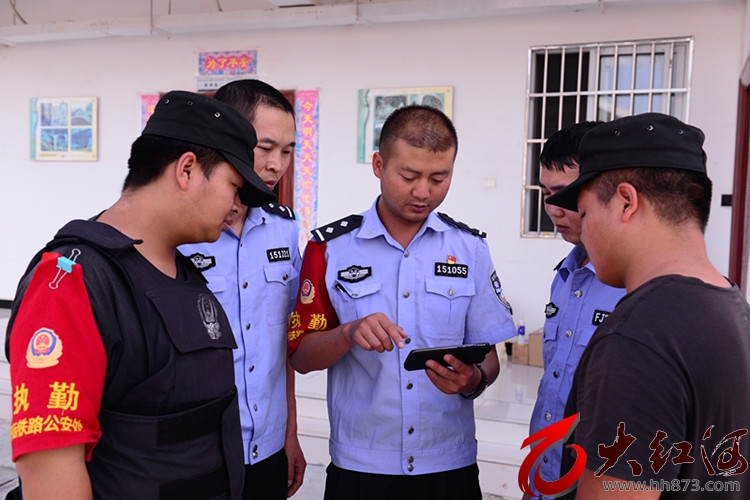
[26,328,63,369]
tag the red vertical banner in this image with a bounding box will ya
[294,90,320,254]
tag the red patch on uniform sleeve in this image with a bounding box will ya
[287,241,339,356]
[9,252,107,462]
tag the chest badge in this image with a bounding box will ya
[267,247,291,263]
[591,309,611,326]
[188,253,216,272]
[197,293,222,340]
[545,302,559,318]
[434,256,468,278]
[338,265,371,283]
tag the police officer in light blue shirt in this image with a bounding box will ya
[288,105,517,500]
[180,80,306,499]
[527,122,626,498]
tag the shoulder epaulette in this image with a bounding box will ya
[311,214,363,243]
[437,212,487,239]
[553,257,565,271]
[262,202,296,220]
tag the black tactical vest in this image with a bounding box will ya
[8,220,244,499]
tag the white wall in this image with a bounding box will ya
[0,2,744,331]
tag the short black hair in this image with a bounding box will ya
[587,167,713,232]
[378,104,457,159]
[213,79,295,123]
[123,135,226,190]
[540,121,601,172]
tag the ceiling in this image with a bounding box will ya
[0,0,731,45]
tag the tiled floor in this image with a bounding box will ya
[0,309,542,499]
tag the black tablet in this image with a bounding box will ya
[403,343,491,371]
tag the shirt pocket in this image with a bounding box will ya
[424,278,475,342]
[263,263,299,324]
[542,319,559,369]
[263,263,298,286]
[205,275,228,294]
[331,279,383,323]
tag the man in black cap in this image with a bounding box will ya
[180,79,307,499]
[5,90,276,499]
[545,113,750,498]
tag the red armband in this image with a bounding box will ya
[9,252,107,461]
[287,241,339,356]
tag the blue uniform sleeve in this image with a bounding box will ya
[465,238,516,345]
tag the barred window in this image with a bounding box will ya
[522,37,693,236]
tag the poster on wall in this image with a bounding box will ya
[141,93,160,130]
[198,50,258,76]
[197,50,258,92]
[357,86,453,163]
[30,97,98,161]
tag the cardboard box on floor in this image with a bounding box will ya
[528,328,543,367]
[511,340,528,364]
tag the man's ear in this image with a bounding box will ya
[372,151,383,179]
[615,182,640,223]
[175,152,198,191]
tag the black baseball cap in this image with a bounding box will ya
[545,113,707,211]
[142,90,276,207]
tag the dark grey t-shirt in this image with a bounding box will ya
[561,275,750,499]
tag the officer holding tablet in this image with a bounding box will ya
[287,104,517,500]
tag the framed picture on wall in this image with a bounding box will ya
[30,97,98,161]
[357,86,453,163]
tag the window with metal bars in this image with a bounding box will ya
[521,37,693,236]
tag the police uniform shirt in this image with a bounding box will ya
[529,244,625,489]
[289,199,516,476]
[181,204,301,465]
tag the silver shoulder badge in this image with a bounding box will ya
[437,212,487,238]
[311,214,363,243]
[263,202,296,220]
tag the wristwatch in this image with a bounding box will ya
[460,363,488,400]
